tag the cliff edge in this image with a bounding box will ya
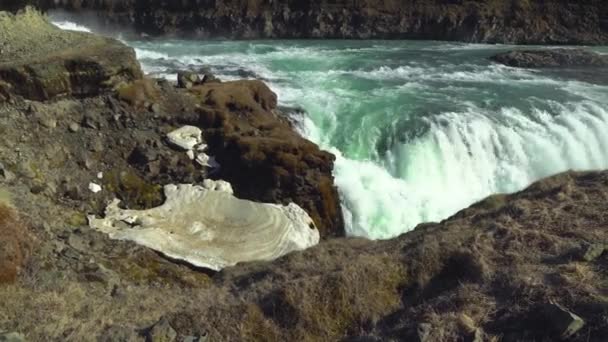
[15,0,608,44]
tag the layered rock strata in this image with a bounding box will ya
[16,0,608,44]
[0,7,142,102]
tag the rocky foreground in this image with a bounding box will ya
[8,0,608,44]
[2,9,608,342]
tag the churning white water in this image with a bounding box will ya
[51,19,608,239]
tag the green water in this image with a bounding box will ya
[123,39,608,239]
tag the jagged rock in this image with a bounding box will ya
[88,180,319,271]
[146,318,177,342]
[490,49,608,68]
[166,126,202,151]
[0,8,142,101]
[177,71,200,89]
[192,80,344,238]
[27,1,608,44]
[542,303,585,340]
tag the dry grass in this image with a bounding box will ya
[117,78,160,107]
[0,203,32,284]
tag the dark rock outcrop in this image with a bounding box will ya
[0,8,142,101]
[491,48,608,68]
[16,0,608,44]
[187,80,344,238]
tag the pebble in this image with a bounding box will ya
[89,183,102,193]
[68,122,80,132]
[39,116,57,129]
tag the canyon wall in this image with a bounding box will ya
[9,0,608,44]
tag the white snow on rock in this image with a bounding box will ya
[167,126,202,151]
[89,183,102,193]
[88,180,319,271]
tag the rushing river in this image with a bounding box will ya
[53,20,608,239]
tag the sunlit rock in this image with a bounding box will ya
[166,126,202,151]
[88,181,319,271]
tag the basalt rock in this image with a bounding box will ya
[187,80,345,238]
[0,8,142,101]
[18,0,608,44]
[490,49,608,68]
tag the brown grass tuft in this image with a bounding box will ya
[0,203,33,284]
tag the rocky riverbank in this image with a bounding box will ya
[8,0,608,44]
[2,8,608,342]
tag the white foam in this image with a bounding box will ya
[51,20,92,33]
[135,48,169,60]
[337,102,608,239]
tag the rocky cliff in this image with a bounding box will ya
[3,8,608,342]
[15,0,608,44]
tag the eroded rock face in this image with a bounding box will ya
[186,80,344,238]
[490,49,608,68]
[0,8,142,101]
[20,0,608,44]
[88,181,320,271]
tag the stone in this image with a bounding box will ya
[83,115,99,129]
[0,163,15,183]
[88,180,319,271]
[89,182,102,193]
[91,138,105,152]
[201,73,219,84]
[146,317,177,342]
[195,153,220,170]
[0,332,25,342]
[38,115,57,129]
[128,145,158,166]
[0,9,142,102]
[166,126,202,151]
[578,243,605,262]
[177,71,200,89]
[542,303,585,339]
[68,122,80,132]
[490,49,608,68]
[149,103,161,113]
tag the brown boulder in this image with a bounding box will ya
[0,8,142,101]
[189,80,344,238]
[490,49,608,68]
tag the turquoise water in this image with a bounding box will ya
[51,21,608,239]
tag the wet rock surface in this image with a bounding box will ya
[490,49,608,68]
[16,0,608,44]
